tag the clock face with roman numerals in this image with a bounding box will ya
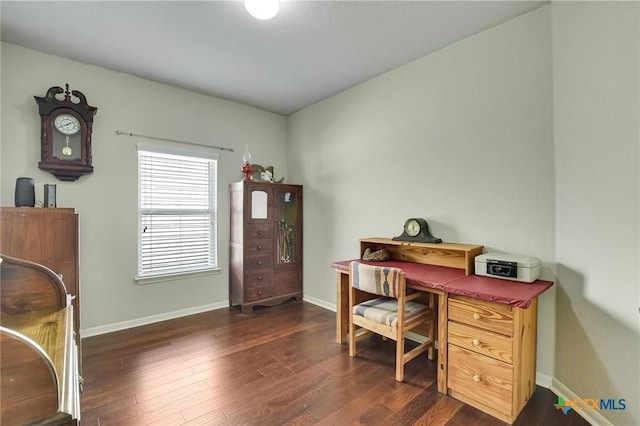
[54,113,81,136]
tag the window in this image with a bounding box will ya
[137,146,218,282]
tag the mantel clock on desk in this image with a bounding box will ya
[393,218,442,243]
[332,232,553,424]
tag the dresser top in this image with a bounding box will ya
[1,207,76,214]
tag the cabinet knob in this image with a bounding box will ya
[257,260,262,265]
[257,290,263,296]
[257,230,262,235]
[473,313,481,320]
[257,245,263,250]
[473,374,481,383]
[472,338,480,346]
[257,275,263,280]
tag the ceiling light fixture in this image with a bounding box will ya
[244,0,279,20]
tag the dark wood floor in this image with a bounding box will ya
[81,301,589,426]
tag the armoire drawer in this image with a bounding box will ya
[448,321,512,364]
[245,224,273,240]
[448,295,514,337]
[245,239,272,256]
[245,271,273,287]
[246,285,275,302]
[447,344,513,416]
[245,255,273,271]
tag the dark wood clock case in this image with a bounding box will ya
[34,84,97,181]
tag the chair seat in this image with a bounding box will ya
[353,298,430,328]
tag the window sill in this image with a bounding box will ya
[135,267,221,285]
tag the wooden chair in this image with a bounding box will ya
[348,261,435,382]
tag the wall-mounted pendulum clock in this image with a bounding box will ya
[34,84,98,181]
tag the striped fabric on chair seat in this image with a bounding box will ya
[353,297,430,328]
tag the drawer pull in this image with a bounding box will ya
[256,230,262,235]
[257,290,263,296]
[473,374,481,383]
[257,245,263,250]
[473,313,481,320]
[257,275,263,280]
[472,338,480,346]
[256,260,262,265]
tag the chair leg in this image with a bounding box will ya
[396,334,405,382]
[428,294,435,361]
[349,316,356,357]
[428,317,436,361]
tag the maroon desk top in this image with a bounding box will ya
[332,259,553,309]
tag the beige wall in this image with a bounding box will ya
[552,2,639,425]
[1,42,288,333]
[288,7,556,377]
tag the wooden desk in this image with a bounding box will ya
[333,238,553,424]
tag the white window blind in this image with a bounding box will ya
[138,149,217,278]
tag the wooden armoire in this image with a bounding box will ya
[229,182,303,313]
[0,207,80,345]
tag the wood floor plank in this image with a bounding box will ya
[80,301,590,426]
[414,396,464,426]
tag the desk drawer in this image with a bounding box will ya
[448,344,513,416]
[448,321,512,364]
[448,296,513,337]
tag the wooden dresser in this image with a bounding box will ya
[1,255,81,425]
[0,207,81,350]
[229,182,303,313]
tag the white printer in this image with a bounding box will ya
[475,253,541,283]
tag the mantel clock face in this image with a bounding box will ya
[34,84,98,181]
[404,218,421,237]
[392,218,443,243]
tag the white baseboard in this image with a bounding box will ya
[303,295,336,312]
[550,377,613,426]
[536,372,553,388]
[81,301,229,338]
[83,296,334,338]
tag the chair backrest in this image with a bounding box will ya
[350,261,403,298]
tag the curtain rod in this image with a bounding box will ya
[115,130,235,152]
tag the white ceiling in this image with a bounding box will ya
[0,1,547,116]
